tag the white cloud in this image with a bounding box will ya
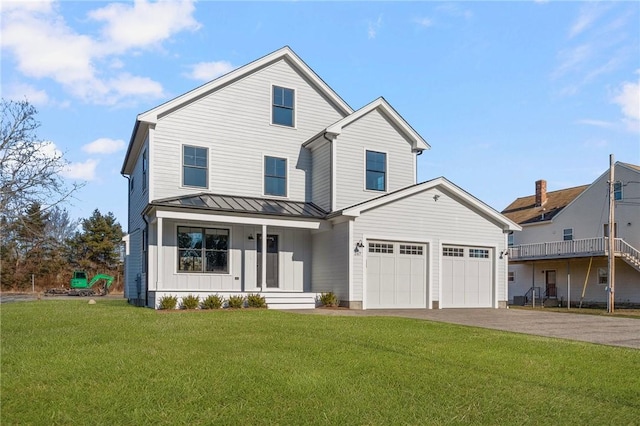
[575,119,615,129]
[552,44,592,79]
[185,61,235,81]
[612,72,640,132]
[368,15,383,39]
[82,138,125,155]
[0,0,200,105]
[569,4,606,38]
[62,159,99,181]
[88,0,200,54]
[414,17,433,28]
[4,83,50,106]
[436,4,473,20]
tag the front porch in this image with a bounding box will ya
[142,194,331,309]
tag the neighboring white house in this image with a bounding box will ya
[503,162,640,307]
[121,46,520,310]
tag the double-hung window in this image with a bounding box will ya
[178,227,229,273]
[264,156,287,197]
[563,228,573,241]
[272,86,294,127]
[366,150,386,191]
[614,182,623,201]
[183,145,208,188]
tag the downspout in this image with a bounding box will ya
[323,132,334,212]
[142,214,149,306]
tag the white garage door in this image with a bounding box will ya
[441,246,493,308]
[366,241,427,309]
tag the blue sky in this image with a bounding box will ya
[2,1,639,228]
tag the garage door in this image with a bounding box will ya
[441,246,492,308]
[366,241,427,309]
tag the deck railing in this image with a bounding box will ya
[509,237,611,260]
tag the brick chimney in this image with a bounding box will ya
[535,179,547,207]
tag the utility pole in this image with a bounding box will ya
[607,154,615,314]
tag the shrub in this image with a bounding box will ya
[247,293,268,309]
[319,292,339,307]
[158,294,178,310]
[181,294,200,310]
[227,295,245,309]
[201,294,224,310]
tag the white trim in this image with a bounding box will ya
[262,154,290,198]
[438,240,498,309]
[325,97,429,152]
[147,128,154,201]
[363,148,389,193]
[155,209,323,230]
[340,177,521,232]
[361,234,432,310]
[138,47,352,124]
[180,144,209,190]
[173,222,233,277]
[270,84,297,129]
[157,217,163,289]
[348,219,354,304]
[256,230,285,291]
[331,137,337,212]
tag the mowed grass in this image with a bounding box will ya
[2,300,639,425]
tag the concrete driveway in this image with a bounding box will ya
[287,308,640,349]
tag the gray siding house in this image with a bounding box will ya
[121,46,520,309]
[503,162,640,307]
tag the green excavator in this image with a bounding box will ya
[45,271,114,297]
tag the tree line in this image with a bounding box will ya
[1,98,124,292]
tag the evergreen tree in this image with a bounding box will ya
[68,209,123,275]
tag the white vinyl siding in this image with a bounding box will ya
[311,221,349,301]
[310,142,331,211]
[353,188,506,307]
[151,59,345,201]
[335,109,415,209]
[154,220,311,292]
[124,135,150,301]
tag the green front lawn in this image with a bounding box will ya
[2,300,639,425]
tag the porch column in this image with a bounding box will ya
[261,224,267,291]
[156,217,163,290]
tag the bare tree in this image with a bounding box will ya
[0,98,82,222]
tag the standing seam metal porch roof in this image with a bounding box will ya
[149,193,328,219]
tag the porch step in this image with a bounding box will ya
[263,293,317,310]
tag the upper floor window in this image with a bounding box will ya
[604,223,618,238]
[563,228,573,241]
[508,232,514,247]
[142,150,147,191]
[264,156,287,197]
[614,182,622,201]
[183,145,208,188]
[272,86,294,127]
[366,150,386,191]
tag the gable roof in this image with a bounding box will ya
[335,177,521,231]
[303,97,430,152]
[122,46,353,174]
[327,97,430,151]
[502,161,640,226]
[501,185,590,225]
